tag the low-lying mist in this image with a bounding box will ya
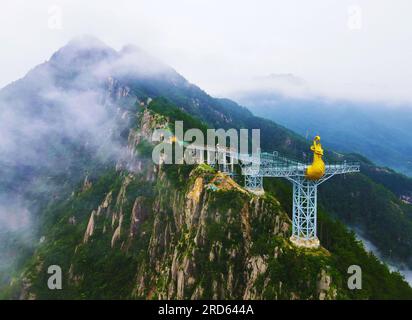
[0,36,173,280]
[355,230,412,286]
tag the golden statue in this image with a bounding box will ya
[305,136,325,180]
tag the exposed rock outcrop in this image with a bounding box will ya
[83,210,95,243]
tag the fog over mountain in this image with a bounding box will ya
[355,230,412,285]
[3,1,412,105]
[0,36,177,277]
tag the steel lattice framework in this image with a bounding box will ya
[292,177,317,242]
[239,151,360,248]
[185,144,360,248]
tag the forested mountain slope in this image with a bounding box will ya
[1,38,412,298]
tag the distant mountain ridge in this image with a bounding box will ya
[234,90,412,176]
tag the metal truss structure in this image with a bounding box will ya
[244,175,264,193]
[239,152,360,247]
[185,144,360,248]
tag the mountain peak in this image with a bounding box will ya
[66,35,110,50]
[49,35,118,68]
[119,44,142,55]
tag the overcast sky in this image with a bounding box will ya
[1,0,412,104]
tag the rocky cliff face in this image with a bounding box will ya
[8,97,412,300]
[20,163,336,299]
[9,101,338,300]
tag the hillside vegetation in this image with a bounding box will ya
[4,101,412,299]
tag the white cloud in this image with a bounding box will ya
[1,0,412,104]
